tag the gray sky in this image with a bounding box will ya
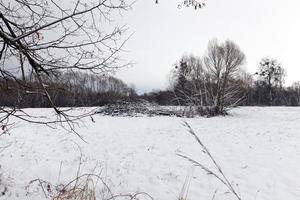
[115,0,300,94]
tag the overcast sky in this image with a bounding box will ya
[114,0,300,93]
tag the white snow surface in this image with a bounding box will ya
[0,107,300,200]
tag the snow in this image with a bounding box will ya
[0,107,300,200]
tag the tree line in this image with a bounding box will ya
[0,71,137,108]
[1,39,300,112]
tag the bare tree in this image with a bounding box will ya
[255,58,286,105]
[171,40,247,116]
[0,0,132,133]
[171,55,208,109]
[204,40,246,114]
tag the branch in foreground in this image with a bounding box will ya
[0,0,132,137]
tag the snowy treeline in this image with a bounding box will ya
[0,72,137,107]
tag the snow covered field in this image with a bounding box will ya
[0,107,300,200]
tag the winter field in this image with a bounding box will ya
[0,107,300,200]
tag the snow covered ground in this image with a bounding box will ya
[0,107,300,200]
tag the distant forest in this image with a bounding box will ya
[0,71,137,108]
[1,40,300,109]
[1,65,300,109]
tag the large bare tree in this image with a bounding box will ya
[0,0,132,134]
[171,40,247,116]
[204,40,246,114]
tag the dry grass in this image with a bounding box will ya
[178,171,193,200]
[53,175,96,200]
[178,122,242,200]
[27,172,153,200]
